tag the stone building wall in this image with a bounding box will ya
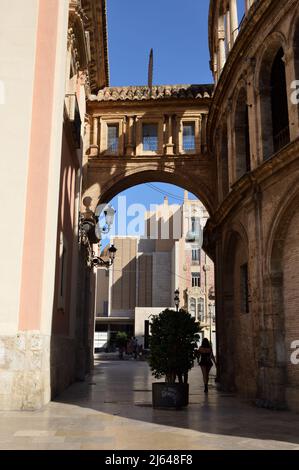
[283,207,299,409]
[207,0,299,410]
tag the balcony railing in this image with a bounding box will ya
[273,126,290,154]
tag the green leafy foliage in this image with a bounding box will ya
[115,331,128,348]
[149,309,199,383]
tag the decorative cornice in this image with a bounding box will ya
[82,0,109,92]
[89,84,214,102]
[68,1,89,71]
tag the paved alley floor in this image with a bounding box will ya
[1,359,299,450]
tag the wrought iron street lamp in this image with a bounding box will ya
[79,203,117,267]
[79,204,116,244]
[174,289,180,312]
[92,244,117,269]
[95,204,116,240]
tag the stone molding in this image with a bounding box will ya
[207,138,299,231]
[82,0,109,91]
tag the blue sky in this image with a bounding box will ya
[107,0,213,86]
[102,2,247,240]
[104,0,215,239]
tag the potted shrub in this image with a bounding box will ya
[115,331,128,359]
[149,308,199,408]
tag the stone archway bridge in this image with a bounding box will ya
[82,84,216,223]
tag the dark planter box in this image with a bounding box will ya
[152,382,189,409]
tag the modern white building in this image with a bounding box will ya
[94,192,215,351]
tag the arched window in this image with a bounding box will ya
[234,88,251,179]
[259,45,290,160]
[271,48,290,153]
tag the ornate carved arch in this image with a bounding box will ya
[287,5,299,47]
[254,31,287,92]
[222,220,249,262]
[254,31,289,160]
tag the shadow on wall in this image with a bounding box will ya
[50,125,96,400]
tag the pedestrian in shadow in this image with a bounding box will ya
[197,338,217,393]
[132,337,138,360]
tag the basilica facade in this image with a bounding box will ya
[206,0,299,411]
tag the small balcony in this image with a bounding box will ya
[273,126,290,155]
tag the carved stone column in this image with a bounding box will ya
[90,117,99,156]
[165,115,174,155]
[226,10,231,53]
[200,114,207,154]
[218,33,226,73]
[284,47,299,142]
[213,52,218,83]
[126,116,135,156]
[229,0,239,45]
[246,60,259,169]
[226,98,235,186]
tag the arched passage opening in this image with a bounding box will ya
[96,169,215,216]
[259,43,290,160]
[234,87,251,179]
[93,179,217,361]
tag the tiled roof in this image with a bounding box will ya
[89,84,213,102]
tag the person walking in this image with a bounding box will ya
[197,338,216,393]
[126,337,134,357]
[132,337,138,360]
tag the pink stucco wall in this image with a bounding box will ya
[19,0,60,330]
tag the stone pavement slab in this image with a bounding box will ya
[0,360,299,450]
